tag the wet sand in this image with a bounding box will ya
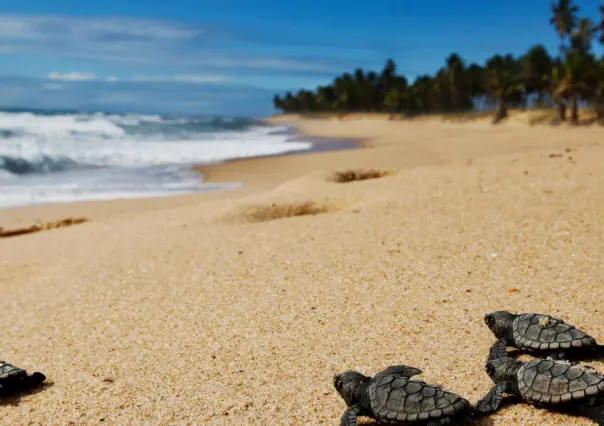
[1,114,603,425]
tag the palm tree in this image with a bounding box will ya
[550,0,579,57]
[385,76,409,112]
[466,63,486,98]
[397,76,410,111]
[381,59,397,82]
[333,74,353,110]
[521,45,553,107]
[548,61,567,120]
[283,92,295,112]
[353,68,374,110]
[431,68,451,112]
[594,57,604,121]
[599,4,604,46]
[570,18,597,54]
[316,86,336,111]
[383,87,402,112]
[484,55,523,122]
[553,53,597,124]
[408,75,434,115]
[445,54,462,109]
[272,95,283,111]
[378,59,398,112]
[366,71,379,110]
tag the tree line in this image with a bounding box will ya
[272,1,604,124]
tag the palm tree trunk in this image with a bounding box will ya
[494,96,508,123]
[569,93,578,124]
[557,101,567,121]
[556,33,567,122]
[595,101,604,124]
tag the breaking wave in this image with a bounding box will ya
[0,110,311,208]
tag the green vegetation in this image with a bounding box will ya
[273,1,604,124]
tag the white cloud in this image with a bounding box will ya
[0,13,339,74]
[0,14,202,41]
[48,71,97,81]
[44,73,228,85]
[132,74,230,84]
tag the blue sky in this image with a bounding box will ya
[0,0,602,116]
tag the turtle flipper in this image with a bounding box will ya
[547,351,568,361]
[597,345,604,357]
[488,338,509,361]
[339,405,361,426]
[374,365,422,380]
[475,382,512,415]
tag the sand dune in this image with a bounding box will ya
[0,115,603,425]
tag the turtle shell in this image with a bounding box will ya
[368,374,469,423]
[517,359,604,404]
[0,361,27,382]
[512,313,596,351]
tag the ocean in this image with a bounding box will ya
[0,109,313,210]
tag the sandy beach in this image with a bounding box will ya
[1,114,604,425]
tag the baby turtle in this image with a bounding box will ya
[334,365,470,425]
[474,339,604,425]
[484,311,604,360]
[0,360,46,395]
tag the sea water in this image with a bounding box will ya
[0,110,312,209]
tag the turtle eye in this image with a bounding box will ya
[334,376,342,390]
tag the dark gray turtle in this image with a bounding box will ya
[484,311,604,360]
[0,360,46,395]
[333,365,470,425]
[474,339,604,425]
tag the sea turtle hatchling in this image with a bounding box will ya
[474,338,604,425]
[0,360,46,395]
[484,311,604,360]
[333,365,470,425]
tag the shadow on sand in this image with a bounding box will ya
[0,379,53,407]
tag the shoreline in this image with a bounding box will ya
[0,124,365,227]
[3,109,601,224]
[193,133,366,185]
[2,113,602,229]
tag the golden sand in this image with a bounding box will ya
[0,114,603,425]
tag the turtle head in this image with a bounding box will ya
[484,311,516,338]
[485,357,521,383]
[333,370,371,407]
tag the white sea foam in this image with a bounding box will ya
[0,112,127,138]
[0,165,241,209]
[0,111,311,209]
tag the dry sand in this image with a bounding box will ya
[1,114,604,425]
